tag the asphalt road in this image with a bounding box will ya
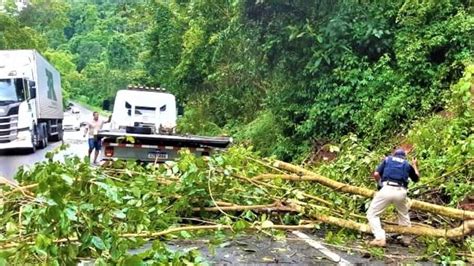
[0,102,97,181]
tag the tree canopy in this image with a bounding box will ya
[1,0,471,159]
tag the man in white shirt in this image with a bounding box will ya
[83,112,104,164]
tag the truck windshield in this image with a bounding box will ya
[125,101,156,117]
[0,79,25,104]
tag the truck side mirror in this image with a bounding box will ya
[177,105,184,117]
[102,100,110,111]
[29,81,36,99]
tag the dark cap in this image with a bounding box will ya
[394,149,406,158]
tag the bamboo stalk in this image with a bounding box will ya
[234,173,337,209]
[214,201,235,207]
[273,160,474,220]
[245,156,287,174]
[312,213,474,238]
[195,202,474,239]
[2,184,38,197]
[288,203,474,238]
[252,174,336,206]
[192,203,296,212]
[0,176,17,188]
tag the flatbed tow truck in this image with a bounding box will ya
[97,86,232,162]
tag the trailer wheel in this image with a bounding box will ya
[28,133,37,154]
[58,124,64,141]
[49,120,63,142]
[27,125,39,154]
[51,126,63,141]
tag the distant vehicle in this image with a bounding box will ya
[63,114,80,131]
[71,107,80,115]
[0,49,63,153]
[98,86,232,162]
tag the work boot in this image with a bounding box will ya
[400,236,412,247]
[368,239,386,247]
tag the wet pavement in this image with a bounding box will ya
[130,231,433,265]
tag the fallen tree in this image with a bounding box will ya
[0,147,471,263]
[272,161,474,220]
[189,201,474,239]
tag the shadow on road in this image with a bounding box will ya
[0,149,32,156]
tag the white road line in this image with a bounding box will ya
[292,231,352,265]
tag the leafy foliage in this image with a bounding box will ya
[1,0,471,161]
[0,147,264,263]
[0,144,472,263]
[1,0,154,107]
[0,13,46,50]
[144,0,473,160]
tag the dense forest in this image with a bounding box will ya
[0,0,473,263]
[1,0,472,158]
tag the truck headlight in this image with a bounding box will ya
[17,130,31,141]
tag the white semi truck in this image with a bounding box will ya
[0,50,63,153]
[98,86,232,162]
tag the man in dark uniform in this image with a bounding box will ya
[367,148,420,247]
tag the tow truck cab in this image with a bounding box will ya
[99,86,231,162]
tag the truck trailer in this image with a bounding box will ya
[0,50,63,153]
[98,86,232,162]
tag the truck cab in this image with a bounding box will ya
[98,86,231,162]
[106,88,177,135]
[0,50,63,153]
[0,76,37,149]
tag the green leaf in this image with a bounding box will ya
[113,210,126,219]
[261,220,274,228]
[95,258,107,266]
[233,220,248,231]
[35,234,52,249]
[65,207,78,221]
[91,236,106,250]
[80,203,94,211]
[125,135,135,144]
[5,222,17,235]
[122,255,143,265]
[172,165,180,174]
[61,174,74,186]
[180,231,192,239]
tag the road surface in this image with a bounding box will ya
[0,102,97,181]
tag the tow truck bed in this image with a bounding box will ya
[97,130,232,162]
